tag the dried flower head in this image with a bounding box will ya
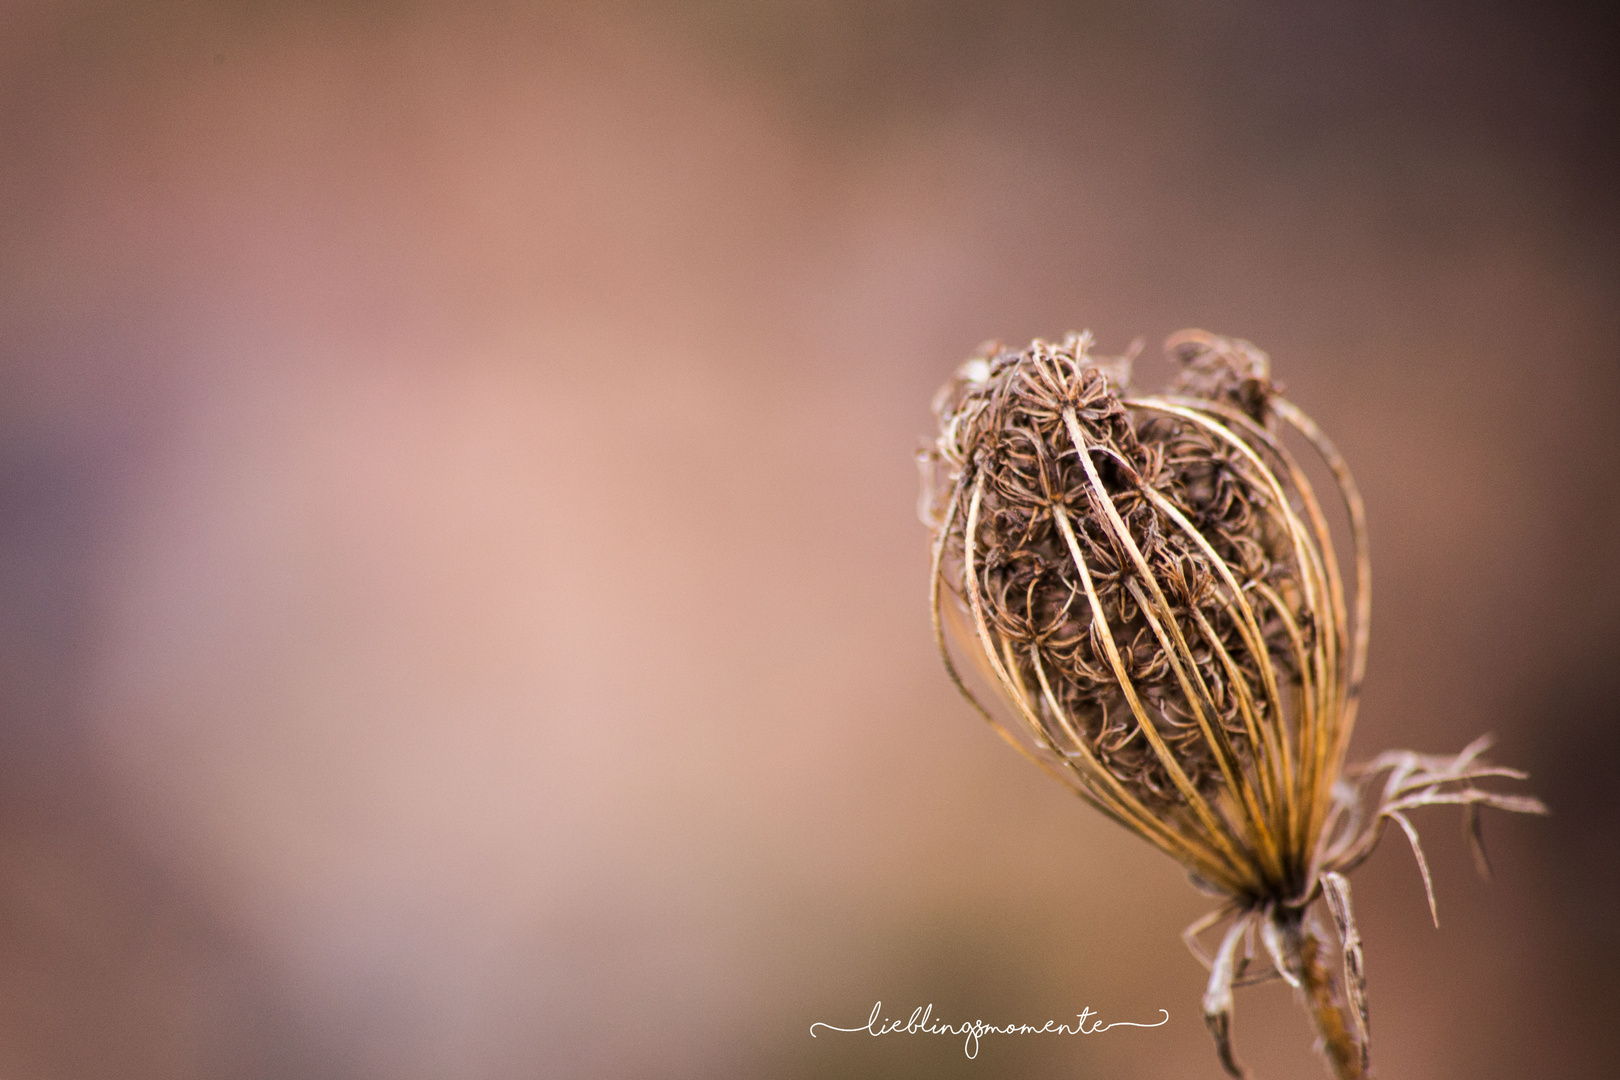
[919,330,1546,1079]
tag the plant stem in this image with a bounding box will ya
[1284,915,1366,1079]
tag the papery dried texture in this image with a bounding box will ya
[922,332,1338,900]
[921,330,1546,1079]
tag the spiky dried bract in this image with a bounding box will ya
[921,330,1546,1080]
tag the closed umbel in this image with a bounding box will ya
[921,330,1545,1079]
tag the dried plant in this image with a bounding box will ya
[918,330,1546,1078]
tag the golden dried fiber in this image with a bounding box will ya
[920,330,1546,1079]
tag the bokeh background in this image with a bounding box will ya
[2,2,1616,1077]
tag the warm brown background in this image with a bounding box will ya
[1,2,1615,1078]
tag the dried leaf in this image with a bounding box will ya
[1203,914,1253,1080]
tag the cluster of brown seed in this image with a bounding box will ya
[927,332,1306,822]
[921,330,1351,905]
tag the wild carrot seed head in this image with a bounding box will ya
[922,328,1545,1079]
[923,330,1341,900]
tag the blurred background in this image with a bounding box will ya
[1,1,1616,1077]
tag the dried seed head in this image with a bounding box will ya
[921,329,1545,1080]
[923,331,1333,898]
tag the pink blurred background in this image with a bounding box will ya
[2,2,1616,1077]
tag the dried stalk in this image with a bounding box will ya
[919,330,1546,1078]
